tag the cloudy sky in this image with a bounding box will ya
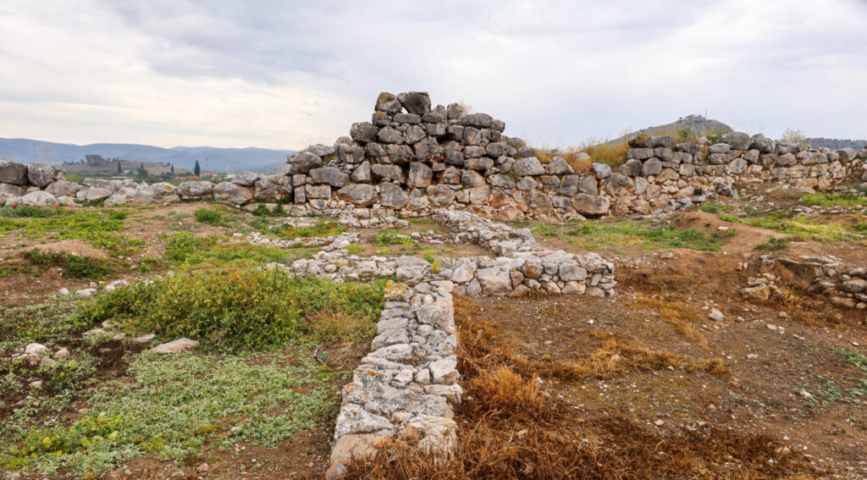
[1,0,866,150]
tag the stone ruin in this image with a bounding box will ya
[2,91,866,220]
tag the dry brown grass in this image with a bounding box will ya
[343,296,817,480]
[534,148,593,174]
[306,309,376,342]
[632,297,710,349]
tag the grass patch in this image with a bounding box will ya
[270,220,346,240]
[251,204,286,217]
[563,220,724,251]
[75,269,386,352]
[0,299,83,351]
[800,192,867,208]
[343,244,365,254]
[719,212,857,242]
[23,249,113,281]
[193,208,223,226]
[0,208,143,255]
[756,236,789,251]
[0,206,58,218]
[373,230,415,246]
[1,349,336,475]
[700,202,734,214]
[163,232,286,269]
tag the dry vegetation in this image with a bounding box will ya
[344,297,818,480]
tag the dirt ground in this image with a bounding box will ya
[453,247,867,477]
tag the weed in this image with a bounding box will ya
[271,221,346,240]
[801,192,867,208]
[756,237,789,251]
[343,244,365,254]
[23,249,113,281]
[373,230,415,246]
[162,232,285,268]
[0,206,57,218]
[565,220,723,251]
[720,212,856,242]
[193,208,223,226]
[375,248,390,256]
[251,204,285,217]
[76,269,386,352]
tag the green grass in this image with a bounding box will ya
[193,208,223,226]
[163,232,286,269]
[23,249,113,281]
[800,192,867,208]
[268,221,346,240]
[0,299,83,351]
[251,204,286,217]
[75,269,386,352]
[718,212,857,242]
[373,229,415,246]
[550,220,725,252]
[1,348,337,475]
[756,237,789,251]
[0,206,58,218]
[343,244,365,254]
[700,202,734,214]
[0,209,143,255]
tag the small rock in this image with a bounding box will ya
[196,464,209,473]
[654,420,664,426]
[53,347,70,360]
[708,309,725,322]
[150,338,199,354]
[746,353,758,360]
[24,343,48,355]
[58,287,70,295]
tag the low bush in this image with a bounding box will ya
[24,249,113,281]
[800,192,867,208]
[373,230,415,246]
[251,204,285,217]
[193,208,223,226]
[756,237,789,251]
[75,269,386,352]
[0,206,58,218]
[163,232,285,267]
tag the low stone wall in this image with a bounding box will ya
[742,255,867,309]
[3,91,866,221]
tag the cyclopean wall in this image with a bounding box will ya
[2,91,866,219]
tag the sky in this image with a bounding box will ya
[1,0,866,150]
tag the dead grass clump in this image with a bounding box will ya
[343,296,815,480]
[633,297,709,349]
[307,309,376,342]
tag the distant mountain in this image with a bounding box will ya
[0,138,294,173]
[805,138,867,150]
[602,115,733,146]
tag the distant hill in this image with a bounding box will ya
[805,138,867,150]
[0,138,294,173]
[602,115,733,146]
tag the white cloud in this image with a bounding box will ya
[1,0,865,150]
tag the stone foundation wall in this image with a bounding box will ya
[742,255,867,309]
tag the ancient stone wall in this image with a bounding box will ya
[2,91,866,220]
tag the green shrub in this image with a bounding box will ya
[75,269,386,352]
[252,204,285,217]
[343,244,364,254]
[801,193,867,208]
[193,208,223,226]
[373,230,414,246]
[24,249,113,281]
[272,221,346,239]
[0,206,57,218]
[11,414,121,458]
[422,248,436,263]
[756,237,789,251]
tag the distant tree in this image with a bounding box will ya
[137,163,148,177]
[171,164,175,175]
[117,159,122,174]
[85,154,105,165]
[194,159,201,177]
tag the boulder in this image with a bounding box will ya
[310,167,349,188]
[350,162,372,183]
[722,132,751,151]
[407,163,432,188]
[476,268,512,296]
[19,190,58,207]
[44,180,81,198]
[231,172,260,187]
[546,156,575,175]
[350,122,379,143]
[512,157,545,176]
[285,151,323,174]
[641,159,662,176]
[177,181,215,200]
[254,176,292,201]
[336,184,378,207]
[397,92,432,115]
[0,182,27,199]
[27,164,65,188]
[0,160,29,185]
[375,92,402,114]
[214,182,254,204]
[380,182,409,209]
[572,194,610,216]
[459,113,493,128]
[427,184,455,207]
[461,170,486,187]
[590,163,612,179]
[371,164,404,183]
[85,187,113,202]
